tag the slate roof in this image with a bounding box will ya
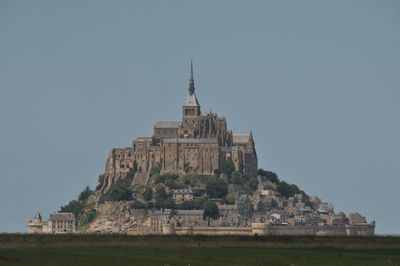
[49,212,76,221]
[163,138,218,144]
[232,134,251,144]
[184,93,200,107]
[172,189,193,195]
[154,121,180,129]
[176,210,204,216]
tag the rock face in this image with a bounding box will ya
[86,201,150,233]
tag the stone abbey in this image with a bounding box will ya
[100,61,258,192]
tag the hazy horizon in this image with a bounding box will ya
[0,0,399,234]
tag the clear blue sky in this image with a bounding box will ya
[0,0,399,234]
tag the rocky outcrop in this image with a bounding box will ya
[86,201,150,233]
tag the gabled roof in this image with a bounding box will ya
[163,138,218,144]
[154,121,180,129]
[232,134,251,144]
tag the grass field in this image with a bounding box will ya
[1,234,400,266]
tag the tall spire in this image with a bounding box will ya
[188,59,195,95]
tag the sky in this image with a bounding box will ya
[0,0,399,234]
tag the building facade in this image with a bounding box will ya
[28,212,76,234]
[101,61,258,192]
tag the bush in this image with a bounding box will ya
[164,198,177,209]
[221,195,235,205]
[206,176,228,198]
[100,180,133,202]
[146,201,154,209]
[248,176,259,191]
[229,171,242,184]
[258,169,279,183]
[60,200,84,218]
[78,186,93,201]
[193,188,206,197]
[142,187,153,201]
[154,199,164,209]
[79,209,98,227]
[131,200,145,209]
[203,200,219,219]
[155,185,168,200]
[180,200,195,210]
[150,164,162,176]
[220,160,235,177]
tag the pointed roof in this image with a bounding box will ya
[184,59,200,107]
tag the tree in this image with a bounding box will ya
[220,160,235,177]
[154,199,164,209]
[150,163,162,176]
[78,186,93,201]
[142,187,153,201]
[146,201,154,209]
[229,171,242,184]
[258,169,279,183]
[155,185,168,200]
[180,200,195,210]
[60,200,84,218]
[100,180,133,202]
[248,176,259,191]
[206,176,228,198]
[203,200,219,219]
[221,195,235,205]
[164,198,177,209]
[131,200,145,209]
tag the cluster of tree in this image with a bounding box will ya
[99,180,133,202]
[205,176,228,198]
[258,169,279,183]
[258,168,312,207]
[217,159,235,177]
[154,173,184,189]
[60,186,94,218]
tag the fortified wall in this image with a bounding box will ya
[160,223,375,236]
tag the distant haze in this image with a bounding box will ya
[0,1,399,234]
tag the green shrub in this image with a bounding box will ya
[155,185,168,200]
[203,200,219,219]
[142,187,153,201]
[193,188,206,197]
[258,169,279,183]
[150,164,162,176]
[180,200,195,210]
[131,200,145,209]
[222,195,235,205]
[79,209,98,227]
[78,186,93,201]
[229,171,242,184]
[164,198,177,209]
[100,180,133,202]
[146,202,154,209]
[60,200,84,218]
[206,176,228,198]
[219,160,235,177]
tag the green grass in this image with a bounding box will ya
[0,234,400,266]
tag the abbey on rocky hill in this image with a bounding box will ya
[101,61,258,192]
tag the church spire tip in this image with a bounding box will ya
[189,59,195,95]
